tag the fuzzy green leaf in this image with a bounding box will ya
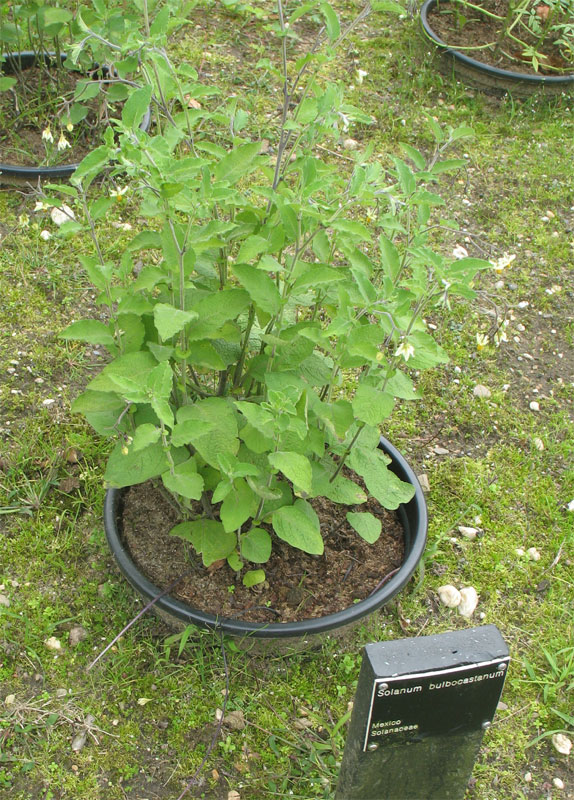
[268,451,312,494]
[104,441,171,488]
[132,423,161,452]
[162,459,204,500]
[185,519,236,567]
[154,303,198,340]
[349,446,415,510]
[272,499,323,555]
[220,479,256,532]
[240,527,272,563]
[176,398,239,468]
[352,385,395,426]
[60,320,114,346]
[243,569,266,587]
[233,264,282,315]
[346,511,382,543]
[213,142,262,184]
[121,85,152,130]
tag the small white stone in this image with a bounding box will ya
[458,587,479,618]
[343,138,359,150]
[55,688,67,698]
[0,594,10,608]
[458,526,479,540]
[473,384,492,398]
[438,585,461,608]
[40,229,52,241]
[529,401,540,411]
[417,474,430,493]
[50,205,75,227]
[527,547,541,561]
[552,733,572,755]
[517,301,529,308]
[533,438,544,451]
[516,548,525,556]
[566,499,574,512]
[45,636,62,651]
[553,777,565,790]
[4,694,15,706]
[524,772,532,782]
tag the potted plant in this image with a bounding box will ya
[55,0,490,644]
[0,0,154,183]
[420,0,574,95]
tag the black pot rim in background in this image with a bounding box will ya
[420,0,574,89]
[104,436,428,640]
[0,50,152,182]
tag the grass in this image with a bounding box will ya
[0,2,573,799]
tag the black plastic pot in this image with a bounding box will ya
[420,0,574,96]
[0,51,152,183]
[104,436,428,647]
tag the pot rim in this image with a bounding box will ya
[104,436,428,639]
[420,0,574,86]
[0,50,152,180]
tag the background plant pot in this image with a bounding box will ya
[0,51,152,184]
[103,436,428,651]
[420,0,574,96]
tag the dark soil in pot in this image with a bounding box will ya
[420,0,574,97]
[0,52,150,181]
[119,476,405,625]
[426,0,573,75]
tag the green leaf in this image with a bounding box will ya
[311,461,367,505]
[235,401,275,437]
[0,76,17,91]
[399,142,426,170]
[122,85,152,130]
[352,385,395,426]
[243,569,266,587]
[320,2,340,40]
[349,446,415,510]
[213,142,262,185]
[268,451,312,494]
[449,125,475,142]
[162,459,204,500]
[236,235,269,263]
[188,519,237,567]
[240,527,272,563]
[71,146,111,187]
[371,0,406,14]
[346,511,382,543]
[392,157,416,195]
[104,441,172,488]
[60,320,114,346]
[71,390,126,436]
[154,303,198,340]
[87,353,158,395]
[385,370,421,400]
[379,234,400,280]
[227,551,243,572]
[176,398,239,468]
[220,479,256,532]
[233,264,281,315]
[407,332,449,370]
[171,418,213,447]
[132,423,161,452]
[272,499,323,555]
[186,341,226,371]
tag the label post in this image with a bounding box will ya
[335,625,509,800]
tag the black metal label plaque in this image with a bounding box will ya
[364,656,510,750]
